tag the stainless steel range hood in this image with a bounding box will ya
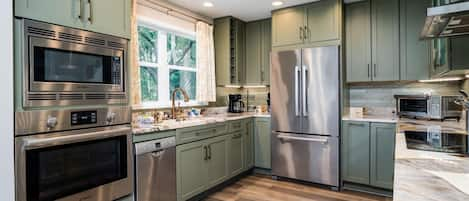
[421,1,469,39]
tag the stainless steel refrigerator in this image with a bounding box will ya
[271,46,340,188]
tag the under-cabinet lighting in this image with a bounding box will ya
[465,74,469,78]
[418,77,464,83]
[243,85,268,88]
[224,85,242,88]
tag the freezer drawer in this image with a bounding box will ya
[271,132,339,187]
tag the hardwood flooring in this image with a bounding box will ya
[204,175,392,201]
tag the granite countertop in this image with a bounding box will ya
[132,112,270,135]
[344,114,469,200]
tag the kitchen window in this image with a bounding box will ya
[138,24,198,106]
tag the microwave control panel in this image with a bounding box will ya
[71,111,97,126]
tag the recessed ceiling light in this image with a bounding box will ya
[272,1,284,6]
[203,1,214,7]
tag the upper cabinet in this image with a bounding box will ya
[345,0,399,82]
[214,17,246,86]
[15,0,131,39]
[245,19,271,85]
[399,0,432,81]
[272,0,341,48]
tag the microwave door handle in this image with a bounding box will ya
[21,126,131,150]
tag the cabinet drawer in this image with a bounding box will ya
[229,120,245,133]
[176,125,218,145]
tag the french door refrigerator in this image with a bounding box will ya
[271,46,340,188]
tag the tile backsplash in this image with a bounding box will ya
[347,81,462,116]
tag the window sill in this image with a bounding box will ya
[132,101,208,111]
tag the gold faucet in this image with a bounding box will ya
[171,87,190,121]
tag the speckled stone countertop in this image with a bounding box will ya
[394,120,469,201]
[132,112,270,135]
[344,115,469,200]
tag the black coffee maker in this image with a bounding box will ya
[228,94,245,113]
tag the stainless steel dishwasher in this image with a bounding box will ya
[135,136,176,201]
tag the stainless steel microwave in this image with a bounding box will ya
[395,95,462,120]
[17,19,128,108]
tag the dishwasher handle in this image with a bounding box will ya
[135,137,176,155]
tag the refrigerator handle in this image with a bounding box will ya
[295,66,301,116]
[302,65,309,116]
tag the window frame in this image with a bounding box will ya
[137,21,205,108]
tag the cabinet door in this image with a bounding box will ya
[261,19,272,84]
[244,119,255,170]
[245,21,262,85]
[271,7,306,47]
[345,1,372,82]
[235,19,246,84]
[342,121,370,185]
[15,0,84,30]
[400,0,432,80]
[254,118,271,169]
[371,0,400,81]
[214,18,231,86]
[305,0,340,43]
[206,135,229,188]
[228,132,244,176]
[370,123,396,190]
[85,0,131,38]
[176,140,207,201]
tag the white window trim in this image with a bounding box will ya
[136,21,207,109]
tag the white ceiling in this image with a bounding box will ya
[166,0,318,22]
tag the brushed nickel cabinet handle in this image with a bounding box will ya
[88,0,93,23]
[203,146,208,160]
[78,0,83,20]
[304,26,308,40]
[208,145,212,160]
[367,64,370,78]
[299,27,303,40]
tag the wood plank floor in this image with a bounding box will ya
[204,175,392,201]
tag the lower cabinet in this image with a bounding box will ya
[228,131,245,176]
[244,119,254,170]
[254,118,271,169]
[342,121,396,190]
[176,119,256,201]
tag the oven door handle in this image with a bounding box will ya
[20,126,131,150]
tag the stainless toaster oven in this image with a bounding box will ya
[395,95,462,120]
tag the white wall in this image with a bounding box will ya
[0,0,15,200]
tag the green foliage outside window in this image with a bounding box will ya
[170,70,196,100]
[167,34,196,68]
[138,26,158,63]
[140,66,158,102]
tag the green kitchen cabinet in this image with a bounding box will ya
[342,120,396,190]
[245,21,262,85]
[371,0,400,81]
[15,0,131,38]
[370,123,396,190]
[305,0,341,43]
[271,6,305,47]
[228,132,245,177]
[345,0,399,82]
[177,134,229,201]
[342,121,371,185]
[206,135,229,188]
[214,17,246,85]
[399,0,432,81]
[245,19,271,85]
[254,118,271,169]
[244,119,255,170]
[176,140,208,201]
[272,0,341,48]
[345,1,372,82]
[261,20,271,84]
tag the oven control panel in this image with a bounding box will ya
[71,111,97,126]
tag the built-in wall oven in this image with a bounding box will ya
[17,19,128,107]
[15,107,133,201]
